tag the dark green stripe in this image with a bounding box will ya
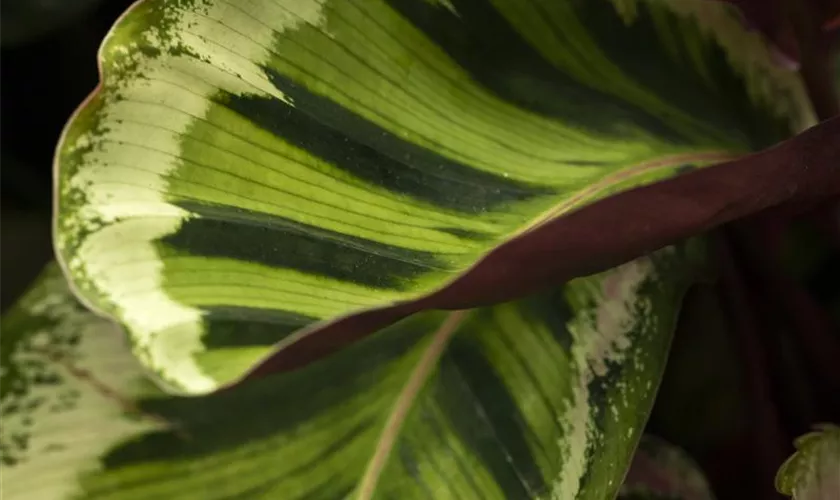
[413,407,463,497]
[419,397,491,498]
[576,370,619,492]
[397,443,437,499]
[520,289,575,352]
[93,318,435,496]
[101,322,431,466]
[577,314,642,492]
[163,202,446,290]
[226,421,368,500]
[434,226,493,241]
[100,418,371,498]
[285,419,371,478]
[101,382,371,469]
[200,307,317,347]
[222,70,551,215]
[383,0,684,143]
[572,0,788,149]
[440,336,545,498]
[492,321,566,448]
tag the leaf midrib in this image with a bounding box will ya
[356,310,469,499]
[522,150,740,232]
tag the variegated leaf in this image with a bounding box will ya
[54,0,813,391]
[0,264,163,500]
[3,241,703,499]
[776,424,840,500]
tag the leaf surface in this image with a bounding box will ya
[54,0,812,391]
[4,242,701,499]
[0,265,161,500]
[776,424,840,500]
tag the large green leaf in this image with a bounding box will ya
[54,0,813,392]
[2,241,702,499]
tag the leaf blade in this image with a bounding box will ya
[54,0,813,390]
[3,241,703,499]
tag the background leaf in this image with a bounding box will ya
[776,424,840,500]
[54,0,813,392]
[0,264,163,499]
[619,435,716,500]
[3,240,704,499]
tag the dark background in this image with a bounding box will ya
[1,0,137,309]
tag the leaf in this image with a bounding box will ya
[619,435,716,500]
[252,116,840,377]
[0,264,164,499]
[776,424,840,500]
[3,241,703,499]
[54,0,813,392]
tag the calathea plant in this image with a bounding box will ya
[1,0,838,498]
